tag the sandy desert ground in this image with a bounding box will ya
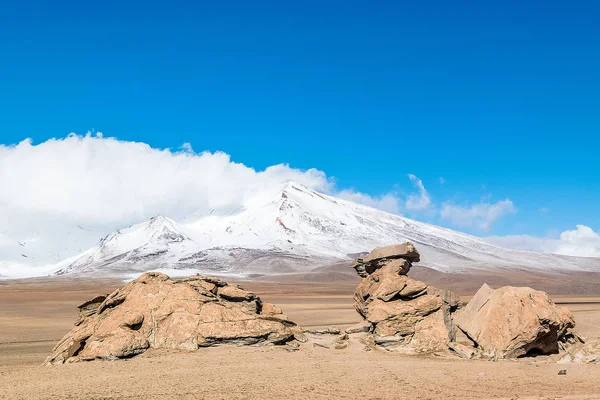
[1,275,600,399]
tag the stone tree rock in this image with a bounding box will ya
[45,272,298,364]
[454,283,575,359]
[350,242,460,353]
[350,242,420,278]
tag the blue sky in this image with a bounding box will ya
[0,0,599,238]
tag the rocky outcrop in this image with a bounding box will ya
[45,272,298,364]
[559,341,600,364]
[350,242,460,353]
[350,243,419,278]
[454,284,576,359]
[348,242,581,361]
[344,320,372,334]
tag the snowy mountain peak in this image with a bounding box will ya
[3,182,598,278]
[100,215,186,246]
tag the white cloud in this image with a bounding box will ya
[405,174,431,211]
[0,134,333,228]
[439,177,445,184]
[440,199,516,231]
[487,225,600,257]
[556,225,600,257]
[336,190,401,214]
[485,234,560,253]
[1,134,410,265]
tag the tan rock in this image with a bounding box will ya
[261,302,283,315]
[351,243,460,353]
[449,342,477,359]
[410,309,451,353]
[303,327,341,335]
[350,242,419,277]
[426,286,462,341]
[362,242,420,263]
[45,272,297,364]
[217,285,256,302]
[119,312,144,329]
[77,295,107,311]
[334,342,348,350]
[454,284,575,359]
[78,329,150,361]
[290,326,308,343]
[354,267,429,317]
[366,295,442,324]
[345,320,372,334]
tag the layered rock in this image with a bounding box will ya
[559,341,600,364]
[350,242,460,353]
[350,242,419,278]
[46,272,298,364]
[454,283,576,359]
[350,242,583,361]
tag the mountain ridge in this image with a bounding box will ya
[2,182,599,278]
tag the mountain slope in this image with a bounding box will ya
[45,182,599,278]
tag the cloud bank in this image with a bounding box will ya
[0,134,334,228]
[487,225,600,258]
[0,134,426,256]
[336,190,402,215]
[440,199,517,231]
[0,134,448,270]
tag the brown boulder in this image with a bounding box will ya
[217,285,257,301]
[454,284,575,359]
[45,272,298,364]
[344,320,372,334]
[362,242,421,263]
[350,243,460,353]
[354,262,428,316]
[350,242,419,278]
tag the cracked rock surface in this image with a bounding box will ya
[350,242,460,353]
[45,272,298,364]
[454,283,577,359]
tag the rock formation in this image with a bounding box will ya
[350,242,419,278]
[349,242,582,361]
[559,341,600,364]
[454,283,577,359]
[46,243,587,364]
[45,272,299,364]
[349,242,460,353]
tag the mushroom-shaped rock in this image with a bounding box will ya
[454,284,575,359]
[350,242,419,278]
[349,243,460,353]
[362,242,421,263]
[45,273,298,364]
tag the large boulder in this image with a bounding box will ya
[45,272,298,364]
[350,243,460,353]
[350,242,420,278]
[454,284,575,359]
[354,262,428,316]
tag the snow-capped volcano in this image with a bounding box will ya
[2,182,599,278]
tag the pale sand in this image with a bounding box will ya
[1,277,600,399]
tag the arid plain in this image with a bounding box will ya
[1,269,600,400]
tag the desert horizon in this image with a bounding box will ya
[2,268,600,399]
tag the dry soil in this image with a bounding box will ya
[1,276,599,399]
